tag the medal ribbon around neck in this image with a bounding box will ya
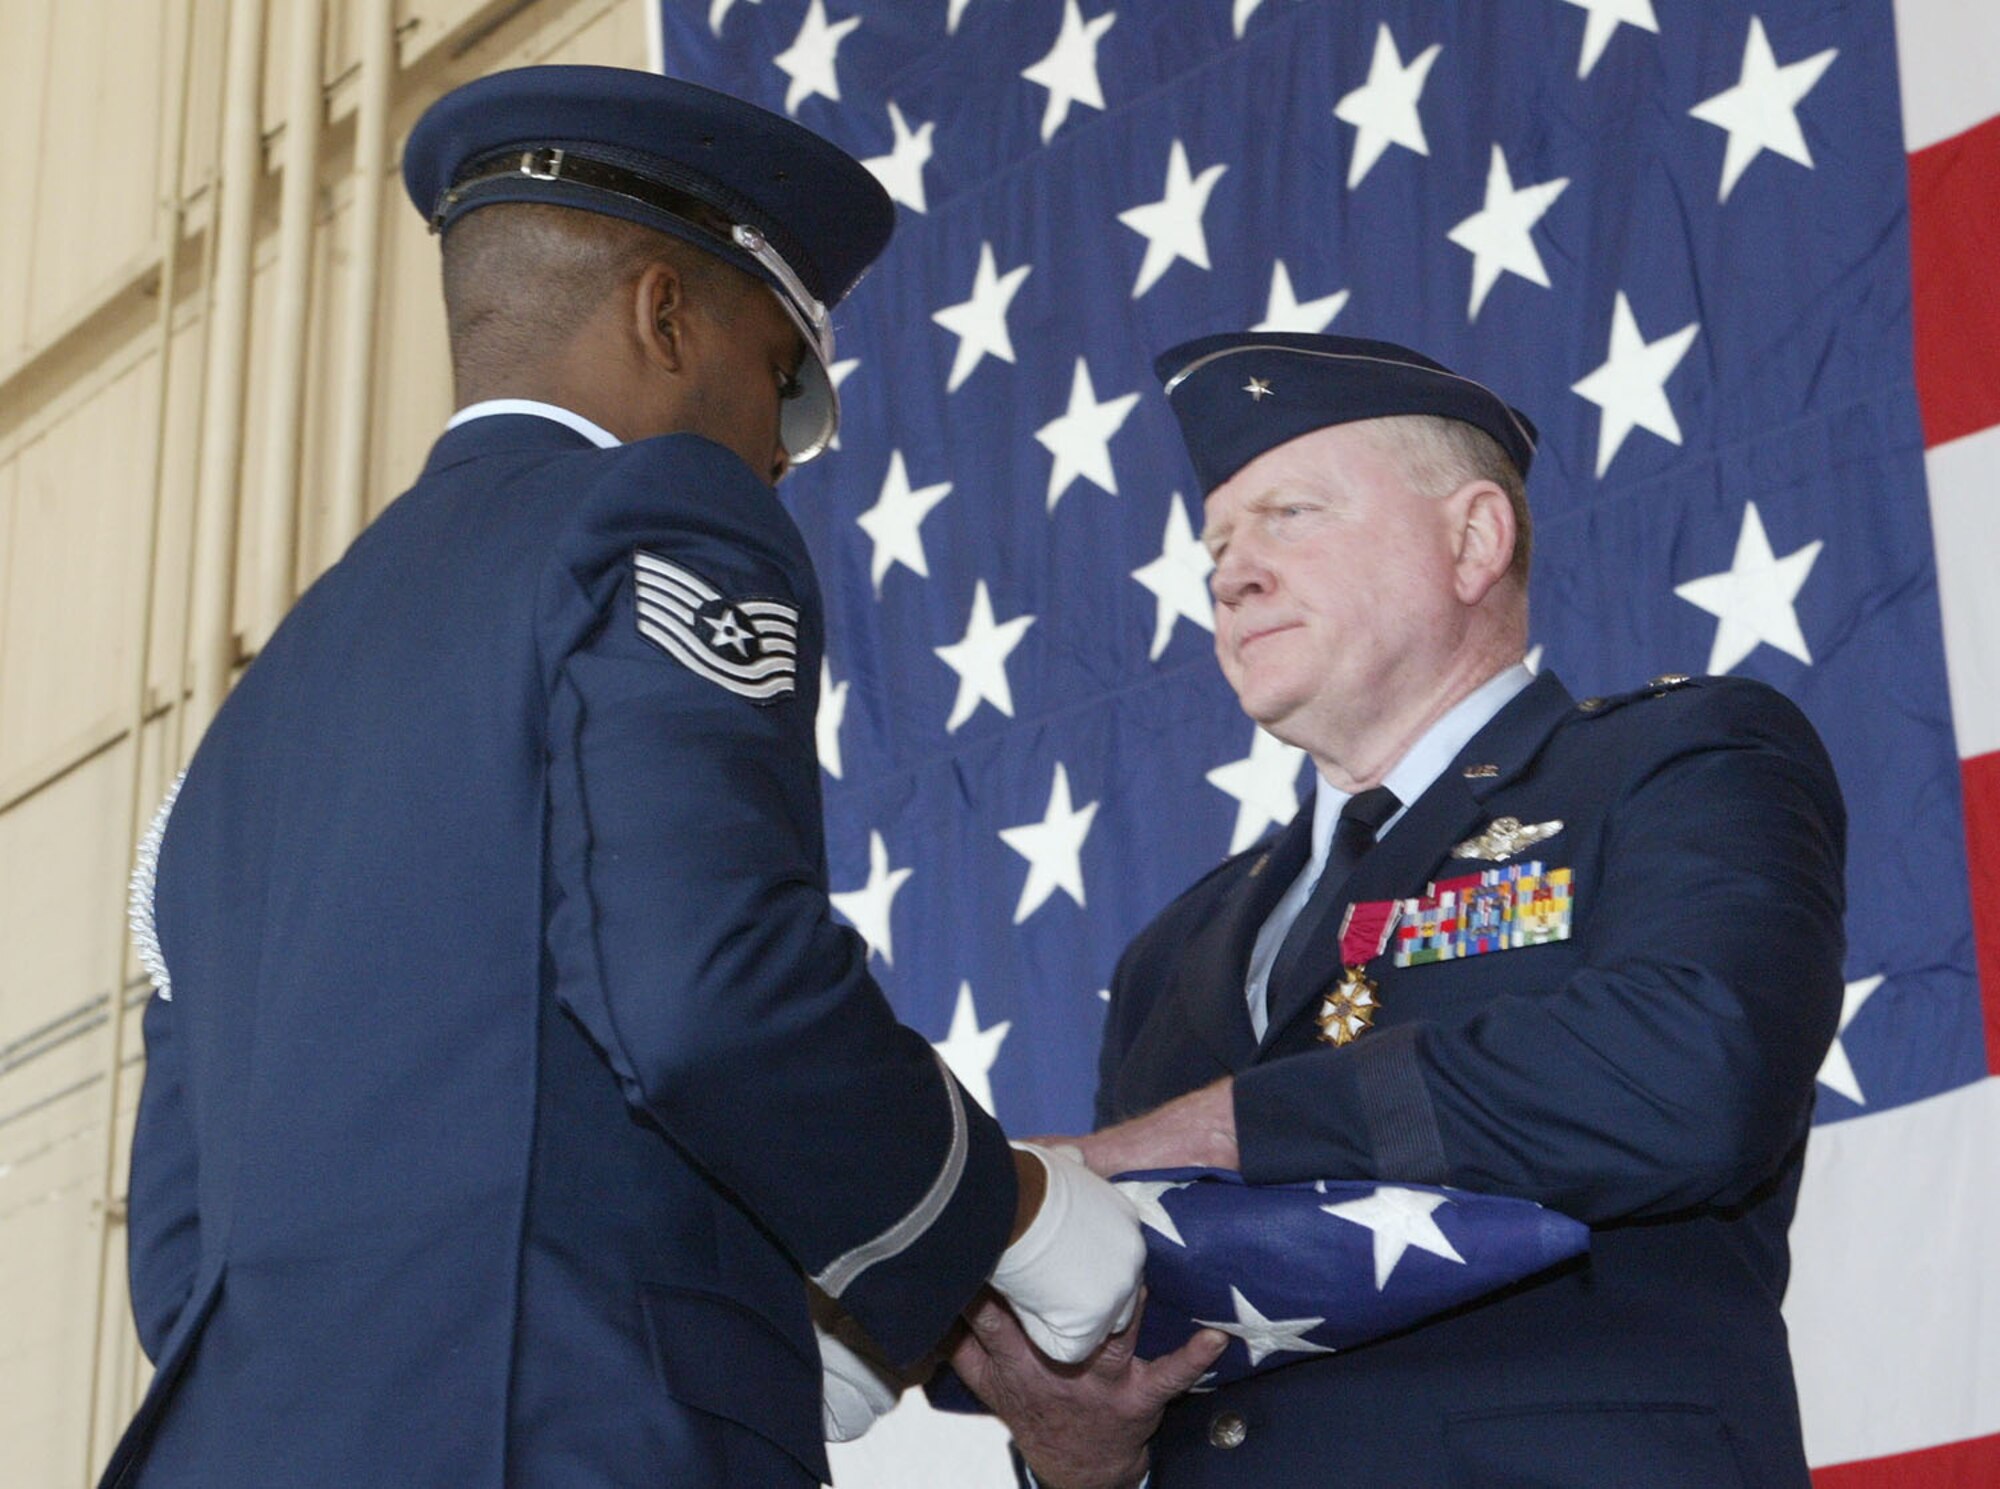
[1317,900,1401,1046]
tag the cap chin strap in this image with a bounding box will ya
[732,224,839,466]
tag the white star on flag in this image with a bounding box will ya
[933,242,1033,394]
[1000,762,1099,923]
[709,0,757,37]
[830,830,914,967]
[1524,643,1544,674]
[1673,501,1822,675]
[1195,1286,1337,1367]
[947,0,976,34]
[936,580,1035,733]
[1818,975,1884,1105]
[1232,0,1265,39]
[1689,16,1838,204]
[773,0,860,115]
[1117,139,1228,298]
[932,981,1010,1116]
[862,102,935,213]
[1036,358,1140,511]
[1207,726,1307,854]
[1021,0,1117,144]
[1570,290,1699,477]
[858,449,952,593]
[1561,0,1659,80]
[1321,1186,1467,1290]
[1448,144,1569,322]
[1252,260,1350,334]
[816,658,847,779]
[1132,493,1215,661]
[1334,22,1441,189]
[1115,1178,1193,1246]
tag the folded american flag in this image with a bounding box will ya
[1113,1167,1588,1388]
[934,1166,1587,1410]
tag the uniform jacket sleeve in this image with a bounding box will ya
[537,435,1014,1364]
[1233,683,1847,1225]
[127,989,203,1361]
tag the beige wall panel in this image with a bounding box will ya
[263,0,324,136]
[0,459,14,736]
[370,189,454,517]
[231,243,282,640]
[28,0,169,348]
[0,352,159,784]
[400,0,532,69]
[302,178,357,588]
[145,308,211,715]
[296,195,350,591]
[0,0,52,364]
[532,0,646,64]
[229,208,348,638]
[0,1084,107,1489]
[178,0,233,216]
[301,178,365,586]
[0,740,131,1044]
[87,1043,148,1474]
[117,1042,157,1416]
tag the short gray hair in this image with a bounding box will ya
[1366,414,1532,581]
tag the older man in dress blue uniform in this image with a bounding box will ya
[105,66,1149,1489]
[951,334,1846,1488]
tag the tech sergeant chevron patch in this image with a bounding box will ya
[632,549,800,703]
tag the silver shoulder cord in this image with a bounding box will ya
[128,772,186,1001]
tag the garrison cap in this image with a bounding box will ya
[403,64,896,466]
[1154,332,1539,495]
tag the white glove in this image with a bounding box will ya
[816,1321,902,1443]
[988,1141,1146,1364]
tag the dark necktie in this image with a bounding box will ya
[1265,785,1402,1022]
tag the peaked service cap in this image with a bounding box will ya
[1154,332,1540,495]
[403,64,896,466]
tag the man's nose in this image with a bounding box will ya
[1210,545,1267,605]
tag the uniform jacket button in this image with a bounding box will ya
[1207,1410,1248,1449]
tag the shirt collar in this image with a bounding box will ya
[1308,661,1536,869]
[446,398,622,450]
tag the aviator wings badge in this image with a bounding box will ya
[1452,816,1564,863]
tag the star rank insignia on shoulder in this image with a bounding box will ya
[632,549,800,703]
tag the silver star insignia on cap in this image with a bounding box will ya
[1244,376,1273,401]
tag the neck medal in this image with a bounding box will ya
[1318,900,1400,1046]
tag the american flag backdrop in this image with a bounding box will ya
[648,2,2000,1483]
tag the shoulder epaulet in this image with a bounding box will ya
[1166,832,1284,902]
[1572,672,1702,721]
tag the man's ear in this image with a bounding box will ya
[1449,480,1516,605]
[634,261,689,375]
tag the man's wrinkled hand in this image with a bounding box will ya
[952,1291,1226,1489]
[1070,1078,1239,1180]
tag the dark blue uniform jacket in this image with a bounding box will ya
[1099,670,1845,1487]
[106,415,1016,1488]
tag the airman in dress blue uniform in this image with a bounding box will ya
[105,65,1145,1489]
[951,334,1846,1488]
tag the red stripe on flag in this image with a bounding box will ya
[1910,116,2000,448]
[1963,750,2000,1076]
[1813,1429,2000,1488]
